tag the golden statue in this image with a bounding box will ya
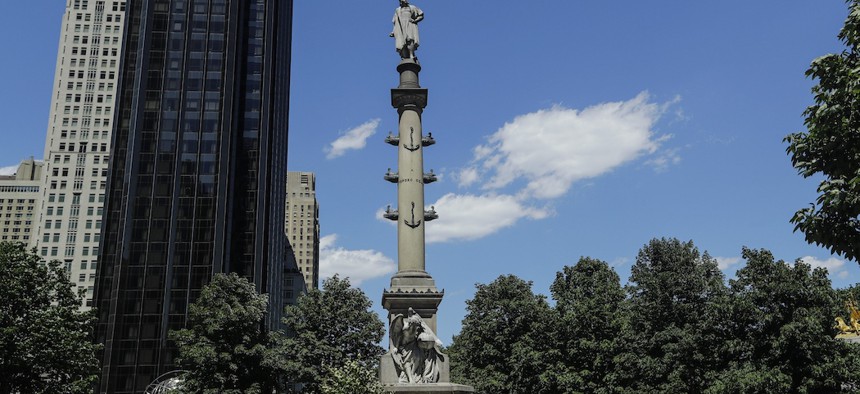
[836,299,860,337]
[836,317,854,334]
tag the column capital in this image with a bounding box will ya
[392,88,428,110]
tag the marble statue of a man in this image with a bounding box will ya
[390,0,424,61]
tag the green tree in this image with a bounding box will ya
[0,241,100,394]
[275,275,384,394]
[168,273,277,394]
[708,248,860,393]
[448,275,557,394]
[549,257,626,393]
[616,238,726,393]
[320,360,384,394]
[785,0,860,263]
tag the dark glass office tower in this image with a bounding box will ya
[93,0,294,392]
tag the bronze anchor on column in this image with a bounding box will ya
[403,127,421,152]
[405,201,422,228]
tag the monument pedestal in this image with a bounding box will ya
[382,383,475,394]
[382,271,444,331]
[837,334,860,344]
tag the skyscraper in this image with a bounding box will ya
[93,0,295,391]
[285,171,319,290]
[35,0,127,308]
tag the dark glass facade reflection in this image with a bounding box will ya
[93,0,295,392]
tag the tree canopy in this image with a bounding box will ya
[549,257,626,393]
[617,238,726,393]
[708,247,860,393]
[448,274,556,394]
[785,0,860,263]
[0,241,100,394]
[275,275,385,393]
[449,238,860,394]
[169,272,277,394]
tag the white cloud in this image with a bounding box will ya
[472,92,671,199]
[318,234,395,285]
[799,256,849,279]
[716,256,742,271]
[325,119,380,159]
[425,193,550,243]
[645,147,682,172]
[610,257,632,267]
[457,167,479,188]
[0,165,17,176]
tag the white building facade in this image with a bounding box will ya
[35,0,126,307]
[285,172,320,290]
[0,159,44,246]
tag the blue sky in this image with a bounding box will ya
[1,1,858,342]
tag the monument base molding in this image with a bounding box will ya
[382,383,475,394]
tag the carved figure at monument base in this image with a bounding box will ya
[390,308,444,384]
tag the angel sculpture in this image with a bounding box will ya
[390,307,444,384]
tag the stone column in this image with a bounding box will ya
[382,59,444,333]
[380,60,474,394]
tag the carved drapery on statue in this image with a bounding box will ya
[391,1,424,60]
[390,308,444,383]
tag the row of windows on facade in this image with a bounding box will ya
[0,206,35,212]
[72,0,126,12]
[156,0,227,14]
[49,180,107,191]
[50,167,108,178]
[42,232,101,244]
[71,260,98,272]
[0,187,39,193]
[43,206,103,217]
[72,23,122,34]
[40,245,99,258]
[54,142,109,153]
[68,58,118,69]
[70,35,120,46]
[1,225,31,233]
[64,82,115,95]
[56,130,111,141]
[43,219,101,231]
[69,45,119,57]
[64,93,114,104]
[0,199,37,204]
[46,193,105,204]
[287,192,314,198]
[70,11,122,24]
[1,214,32,219]
[289,210,316,218]
[52,154,109,165]
[58,118,112,131]
[0,235,29,241]
[288,241,315,250]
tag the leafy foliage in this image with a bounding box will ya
[0,241,100,394]
[169,273,277,394]
[448,275,556,394]
[450,239,860,393]
[320,360,384,394]
[549,257,626,393]
[616,238,727,393]
[275,275,384,394]
[708,248,860,393]
[785,0,860,262]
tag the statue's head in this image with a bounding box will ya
[399,0,409,6]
